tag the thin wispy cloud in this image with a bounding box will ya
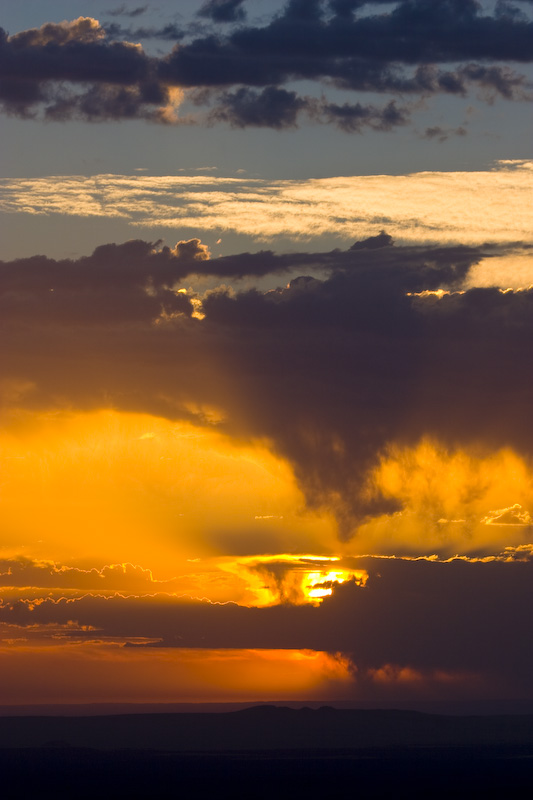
[1,161,531,246]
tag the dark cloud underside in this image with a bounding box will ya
[2,238,532,533]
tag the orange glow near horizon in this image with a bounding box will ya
[0,643,353,705]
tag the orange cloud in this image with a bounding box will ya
[360,439,533,555]
[0,408,337,574]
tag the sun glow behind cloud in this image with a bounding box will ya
[2,406,531,578]
[1,406,532,704]
[0,408,337,580]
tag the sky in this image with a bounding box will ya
[0,0,532,708]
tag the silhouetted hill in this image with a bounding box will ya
[1,705,533,751]
[1,708,533,798]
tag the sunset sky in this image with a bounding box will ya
[0,0,532,708]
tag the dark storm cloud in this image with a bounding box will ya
[199,274,533,531]
[1,1,531,124]
[1,237,532,532]
[198,0,248,23]
[2,556,533,696]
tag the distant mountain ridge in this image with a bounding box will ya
[2,706,533,751]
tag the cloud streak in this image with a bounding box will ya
[2,556,533,698]
[1,161,532,250]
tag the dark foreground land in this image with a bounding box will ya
[1,706,533,798]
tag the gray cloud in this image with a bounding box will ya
[208,86,310,129]
[421,125,467,141]
[104,22,185,42]
[1,1,531,125]
[106,5,148,18]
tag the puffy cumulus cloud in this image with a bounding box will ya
[208,86,311,129]
[2,162,531,251]
[0,238,218,326]
[2,556,533,699]
[169,237,211,261]
[1,2,531,125]
[7,17,105,47]
[1,234,533,540]
[0,19,182,123]
[0,19,148,82]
